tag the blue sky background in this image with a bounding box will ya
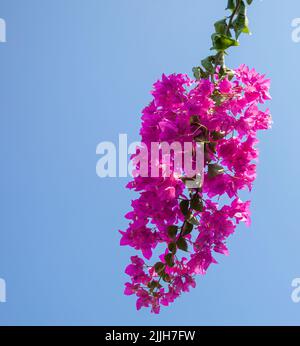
[0,0,299,325]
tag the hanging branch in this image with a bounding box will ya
[193,0,253,81]
[121,0,272,314]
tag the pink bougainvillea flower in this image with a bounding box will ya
[120,65,271,314]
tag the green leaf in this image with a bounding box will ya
[211,33,239,51]
[168,242,177,254]
[180,200,190,217]
[162,273,171,282]
[208,163,225,178]
[246,0,253,4]
[182,222,193,235]
[207,141,217,153]
[213,93,226,107]
[226,0,236,11]
[148,280,161,290]
[154,262,165,274]
[190,115,200,126]
[190,196,204,212]
[187,215,200,226]
[214,18,227,35]
[201,56,215,74]
[147,281,155,289]
[225,67,235,80]
[232,1,251,38]
[218,66,235,80]
[238,1,247,15]
[192,66,201,80]
[177,237,188,252]
[211,130,226,140]
[165,253,175,267]
[193,66,209,80]
[218,65,226,78]
[167,225,178,239]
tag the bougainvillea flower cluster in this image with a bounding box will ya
[120,65,271,313]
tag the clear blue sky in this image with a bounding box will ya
[0,0,300,325]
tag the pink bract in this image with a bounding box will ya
[120,65,271,314]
